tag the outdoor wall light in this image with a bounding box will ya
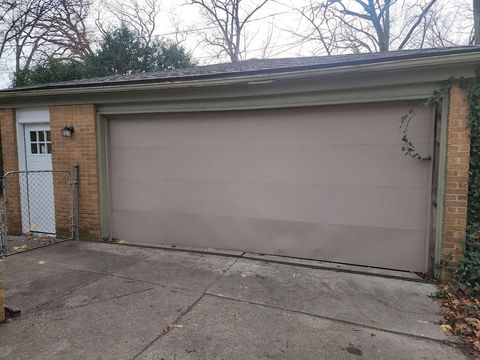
[62,124,75,137]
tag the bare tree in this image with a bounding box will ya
[291,1,343,55]
[9,0,53,73]
[103,0,161,46]
[0,0,50,64]
[295,0,441,53]
[168,13,196,45]
[416,2,472,48]
[1,0,93,75]
[188,0,271,62]
[46,0,94,58]
[474,0,480,44]
[0,1,19,60]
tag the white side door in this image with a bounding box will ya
[20,123,55,234]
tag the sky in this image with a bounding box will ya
[0,0,474,88]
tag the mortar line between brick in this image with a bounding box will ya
[205,293,465,349]
[131,255,243,360]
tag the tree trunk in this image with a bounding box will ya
[475,0,480,45]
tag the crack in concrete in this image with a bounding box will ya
[7,257,169,287]
[23,285,157,320]
[131,255,243,360]
[20,275,105,316]
[205,292,465,349]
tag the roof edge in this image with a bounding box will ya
[1,51,479,100]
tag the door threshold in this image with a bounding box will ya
[112,242,431,283]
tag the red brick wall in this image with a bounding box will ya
[0,109,21,235]
[441,85,471,274]
[49,105,101,241]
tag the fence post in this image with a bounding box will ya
[72,165,80,241]
[0,176,7,257]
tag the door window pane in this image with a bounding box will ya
[29,128,51,155]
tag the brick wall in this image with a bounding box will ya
[441,85,471,275]
[0,109,21,235]
[49,105,101,241]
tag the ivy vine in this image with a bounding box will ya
[398,75,480,291]
[456,73,480,294]
[399,78,453,161]
[399,109,432,161]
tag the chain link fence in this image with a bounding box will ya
[0,166,79,256]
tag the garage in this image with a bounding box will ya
[108,102,433,272]
[2,47,477,277]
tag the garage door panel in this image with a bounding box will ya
[112,210,426,272]
[109,103,432,272]
[111,178,428,232]
[112,210,166,244]
[110,144,431,188]
[110,104,431,148]
[111,179,164,212]
[157,181,428,230]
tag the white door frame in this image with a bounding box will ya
[15,108,54,234]
[16,108,51,172]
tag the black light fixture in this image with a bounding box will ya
[62,124,75,137]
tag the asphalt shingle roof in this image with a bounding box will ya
[4,46,480,92]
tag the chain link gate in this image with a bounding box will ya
[0,166,79,256]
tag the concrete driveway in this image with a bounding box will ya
[0,241,470,360]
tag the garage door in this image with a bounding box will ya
[108,103,433,272]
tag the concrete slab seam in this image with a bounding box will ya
[130,256,243,360]
[205,293,466,349]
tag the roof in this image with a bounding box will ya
[4,46,480,92]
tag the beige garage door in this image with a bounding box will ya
[108,103,433,272]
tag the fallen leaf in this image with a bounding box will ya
[474,340,480,352]
[441,324,453,333]
[467,318,480,330]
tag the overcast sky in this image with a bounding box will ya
[0,0,474,88]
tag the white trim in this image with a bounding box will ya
[16,108,49,124]
[15,108,50,172]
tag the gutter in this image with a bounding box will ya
[1,52,480,100]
